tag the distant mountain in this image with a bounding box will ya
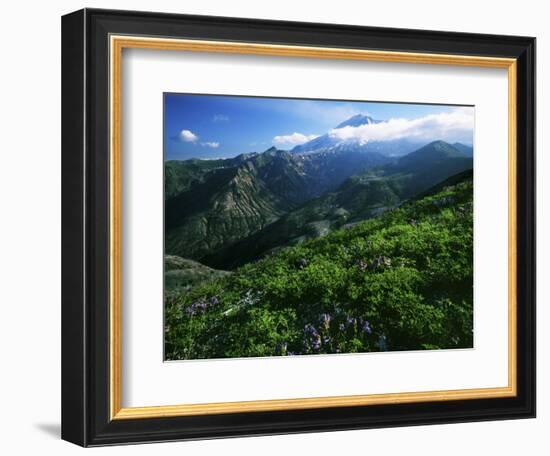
[165,149,311,261]
[165,146,389,261]
[165,153,259,198]
[295,145,389,195]
[291,114,424,157]
[166,159,223,198]
[205,141,473,269]
[375,140,473,197]
[452,142,474,157]
[336,113,379,128]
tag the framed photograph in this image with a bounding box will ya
[61,8,535,447]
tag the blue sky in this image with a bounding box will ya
[164,93,473,160]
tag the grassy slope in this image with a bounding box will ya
[165,173,473,360]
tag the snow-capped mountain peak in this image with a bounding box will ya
[335,114,378,129]
[290,113,425,157]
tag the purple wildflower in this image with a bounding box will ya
[186,299,208,316]
[362,320,372,334]
[304,324,319,337]
[312,334,321,351]
[304,324,322,352]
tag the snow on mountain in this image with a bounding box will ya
[335,114,379,128]
[291,114,423,157]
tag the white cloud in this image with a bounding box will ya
[213,114,229,122]
[273,132,319,147]
[328,108,474,144]
[176,130,219,148]
[179,129,198,142]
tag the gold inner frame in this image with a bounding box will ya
[109,35,518,420]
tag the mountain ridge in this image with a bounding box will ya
[165,109,474,267]
[203,140,473,269]
[165,144,390,261]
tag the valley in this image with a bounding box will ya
[165,139,472,271]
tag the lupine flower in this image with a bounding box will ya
[304,324,322,352]
[339,323,346,332]
[312,334,321,351]
[362,320,372,334]
[186,299,208,316]
[298,258,308,269]
[304,324,319,337]
[209,296,220,306]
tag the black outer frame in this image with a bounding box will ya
[61,8,536,447]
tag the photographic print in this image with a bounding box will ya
[163,94,474,361]
[62,11,535,444]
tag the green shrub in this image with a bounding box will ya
[165,178,473,360]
